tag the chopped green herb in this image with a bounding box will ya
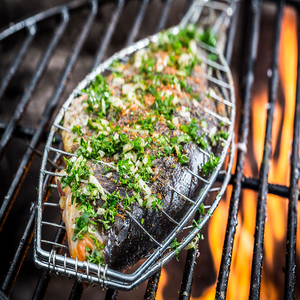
[178,154,189,164]
[103,166,112,175]
[72,212,90,241]
[72,125,83,136]
[170,238,181,261]
[210,130,229,145]
[201,153,220,176]
[167,121,176,130]
[198,29,217,47]
[208,53,218,62]
[199,203,205,215]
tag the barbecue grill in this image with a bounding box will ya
[0,0,299,299]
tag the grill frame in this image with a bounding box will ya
[0,0,299,299]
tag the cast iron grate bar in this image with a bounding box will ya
[0,121,62,143]
[0,9,69,159]
[69,281,84,300]
[1,204,37,296]
[0,25,36,101]
[179,211,201,300]
[215,0,263,298]
[105,288,119,300]
[156,0,174,32]
[283,6,300,299]
[92,0,125,70]
[144,270,162,300]
[0,0,97,232]
[224,0,239,64]
[125,0,149,46]
[0,122,35,139]
[218,174,300,200]
[249,0,285,298]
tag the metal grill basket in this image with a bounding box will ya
[34,0,236,291]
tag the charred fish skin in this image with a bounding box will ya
[57,25,229,272]
[100,146,205,271]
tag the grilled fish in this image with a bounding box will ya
[56,25,230,272]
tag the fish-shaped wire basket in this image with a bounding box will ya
[34,0,236,290]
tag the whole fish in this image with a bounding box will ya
[56,25,230,272]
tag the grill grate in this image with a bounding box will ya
[0,0,299,299]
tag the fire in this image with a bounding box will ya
[156,268,168,300]
[190,5,298,300]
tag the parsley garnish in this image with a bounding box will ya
[210,130,229,146]
[199,203,205,215]
[72,212,90,241]
[170,238,181,261]
[178,155,189,164]
[192,219,204,240]
[72,125,83,136]
[198,29,217,47]
[103,166,112,175]
[86,234,105,266]
[180,119,208,149]
[201,153,220,176]
[82,74,111,115]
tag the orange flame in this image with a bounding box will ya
[156,268,168,300]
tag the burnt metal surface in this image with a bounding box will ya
[69,281,84,300]
[283,3,300,299]
[215,0,263,298]
[249,1,285,299]
[179,211,200,300]
[144,270,162,300]
[105,288,119,300]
